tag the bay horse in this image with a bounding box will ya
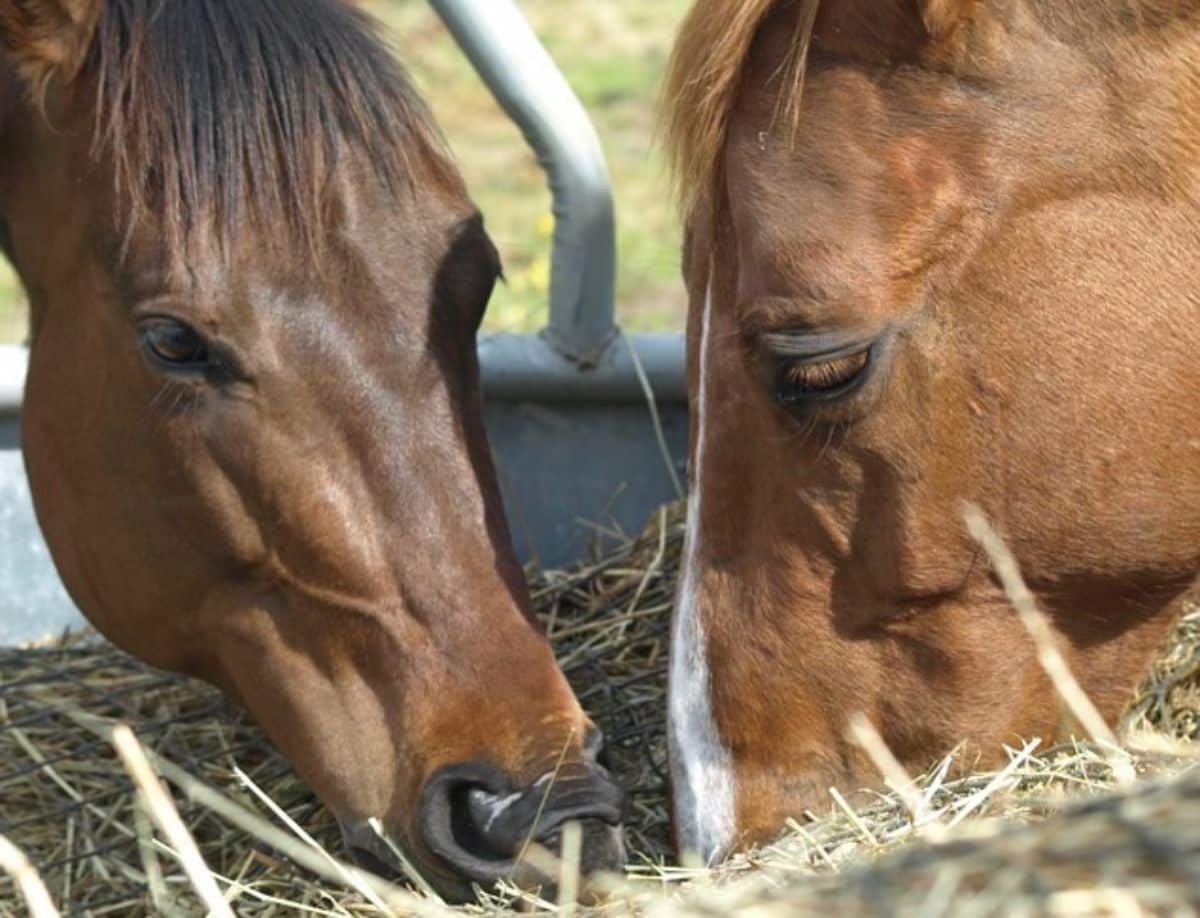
[663,0,1200,861]
[0,0,623,899]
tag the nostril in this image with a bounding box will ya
[420,768,518,877]
[447,781,521,862]
[419,761,628,890]
[465,786,523,840]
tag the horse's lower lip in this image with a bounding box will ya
[339,818,423,881]
[339,820,391,869]
[341,811,624,903]
[347,842,399,879]
[340,817,481,901]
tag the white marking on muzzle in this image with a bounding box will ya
[668,278,737,864]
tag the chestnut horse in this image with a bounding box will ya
[663,0,1200,860]
[0,0,622,899]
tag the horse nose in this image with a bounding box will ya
[417,742,625,893]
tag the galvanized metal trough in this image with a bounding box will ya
[0,0,687,645]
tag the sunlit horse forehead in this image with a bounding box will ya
[72,0,464,264]
[664,0,1200,216]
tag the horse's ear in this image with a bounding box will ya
[0,0,101,92]
[812,0,981,63]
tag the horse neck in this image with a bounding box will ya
[978,6,1200,207]
[1129,31,1200,187]
[1090,22,1200,194]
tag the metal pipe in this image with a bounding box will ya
[480,332,685,403]
[427,0,617,364]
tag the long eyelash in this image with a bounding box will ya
[783,350,869,392]
[797,413,821,449]
[150,379,194,423]
[149,381,174,415]
[184,389,204,417]
[167,385,189,417]
[815,417,845,463]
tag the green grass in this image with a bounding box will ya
[0,0,688,343]
[0,259,24,344]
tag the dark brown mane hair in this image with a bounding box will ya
[85,0,461,261]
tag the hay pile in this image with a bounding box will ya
[1,504,1198,916]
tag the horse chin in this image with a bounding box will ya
[337,816,470,902]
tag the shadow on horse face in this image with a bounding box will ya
[664,0,1200,860]
[0,0,623,899]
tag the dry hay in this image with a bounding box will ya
[1,503,1198,916]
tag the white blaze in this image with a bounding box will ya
[669,277,737,864]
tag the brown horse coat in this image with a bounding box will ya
[1,0,622,898]
[665,0,1200,859]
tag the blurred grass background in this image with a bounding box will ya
[0,0,689,344]
[0,260,20,343]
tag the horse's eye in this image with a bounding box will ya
[774,348,870,407]
[139,318,210,370]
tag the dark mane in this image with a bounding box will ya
[86,0,461,261]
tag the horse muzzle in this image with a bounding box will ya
[340,733,626,902]
[416,744,625,898]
